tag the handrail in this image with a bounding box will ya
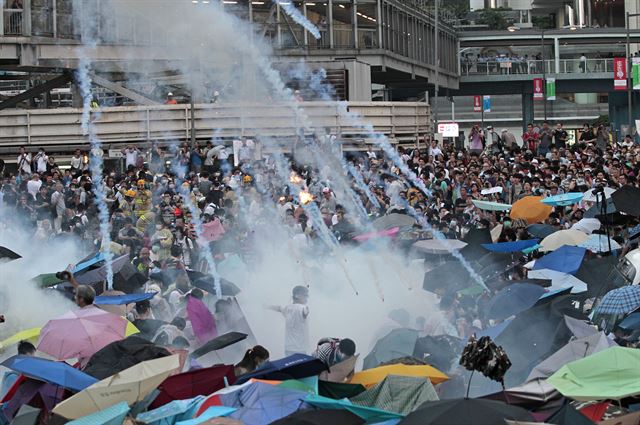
[460,58,615,76]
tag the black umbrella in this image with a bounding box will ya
[413,335,461,373]
[423,261,473,294]
[272,409,365,425]
[131,319,168,340]
[612,185,640,217]
[459,228,492,262]
[112,262,147,294]
[0,246,21,262]
[191,331,248,358]
[398,399,533,425]
[186,270,241,296]
[574,255,619,298]
[584,198,630,225]
[83,335,171,380]
[547,403,597,425]
[527,224,556,239]
[363,328,419,370]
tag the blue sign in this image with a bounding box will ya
[483,95,491,113]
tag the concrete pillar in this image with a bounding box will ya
[328,0,334,48]
[554,37,560,73]
[352,0,358,49]
[522,92,534,134]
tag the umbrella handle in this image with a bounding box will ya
[465,370,475,399]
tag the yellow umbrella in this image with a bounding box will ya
[125,321,139,337]
[510,196,552,224]
[540,229,588,252]
[52,354,180,419]
[349,364,448,388]
[0,327,41,349]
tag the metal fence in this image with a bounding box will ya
[461,58,615,76]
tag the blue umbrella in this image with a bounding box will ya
[532,245,586,275]
[541,192,584,207]
[482,239,539,253]
[67,401,129,425]
[486,283,547,321]
[618,312,640,331]
[476,318,513,340]
[594,286,640,316]
[176,407,237,425]
[94,292,157,306]
[527,224,556,239]
[137,397,204,425]
[236,354,327,384]
[1,355,98,392]
[305,394,404,423]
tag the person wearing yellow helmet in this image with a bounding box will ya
[134,179,152,219]
[120,189,136,218]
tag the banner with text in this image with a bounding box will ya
[546,78,556,100]
[633,57,640,90]
[483,95,491,113]
[614,57,627,91]
[533,78,544,100]
[473,95,482,112]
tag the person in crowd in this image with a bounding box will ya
[268,285,310,356]
[234,345,270,377]
[1,341,35,398]
[313,337,357,368]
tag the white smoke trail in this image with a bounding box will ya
[272,0,321,40]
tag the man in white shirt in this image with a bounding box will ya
[26,174,42,200]
[16,147,31,176]
[428,141,443,157]
[33,148,48,174]
[268,286,310,356]
[69,149,82,175]
[122,145,140,170]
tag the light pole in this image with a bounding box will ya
[626,12,640,135]
[433,0,440,132]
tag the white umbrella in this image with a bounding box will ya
[583,187,616,202]
[413,239,467,254]
[578,234,622,253]
[527,268,588,294]
[540,229,589,252]
[571,218,601,235]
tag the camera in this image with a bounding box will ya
[55,271,71,281]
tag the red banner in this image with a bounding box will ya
[473,95,481,112]
[614,57,627,90]
[533,78,544,100]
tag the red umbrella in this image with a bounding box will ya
[149,364,236,408]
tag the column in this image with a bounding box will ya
[522,92,534,134]
[328,0,334,48]
[554,37,560,74]
[377,0,382,49]
[352,0,358,49]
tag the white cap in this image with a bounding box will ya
[167,92,173,96]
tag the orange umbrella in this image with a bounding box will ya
[510,196,552,224]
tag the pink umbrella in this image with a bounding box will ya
[187,296,217,344]
[37,306,128,363]
[353,227,400,242]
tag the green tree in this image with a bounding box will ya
[477,8,510,31]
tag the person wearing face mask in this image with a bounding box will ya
[134,179,152,219]
[151,221,173,262]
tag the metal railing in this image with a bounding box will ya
[3,9,22,36]
[461,58,615,76]
[0,101,430,148]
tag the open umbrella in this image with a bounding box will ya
[574,256,619,298]
[0,328,40,350]
[541,193,584,207]
[412,239,467,254]
[584,197,619,220]
[527,224,556,239]
[372,214,415,231]
[612,185,640,217]
[52,354,181,419]
[481,239,539,253]
[1,355,98,392]
[511,196,553,224]
[546,404,597,425]
[412,335,461,373]
[94,292,157,306]
[532,245,586,274]
[271,409,365,425]
[137,396,204,425]
[349,364,448,388]
[9,405,41,425]
[0,246,21,261]
[186,296,217,344]
[83,335,172,380]
[578,234,622,253]
[186,271,241,296]
[472,200,512,211]
[191,332,249,358]
[66,401,130,425]
[571,219,601,235]
[594,286,640,316]
[305,394,403,423]
[486,283,547,321]
[177,407,237,425]
[547,347,640,401]
[350,375,439,415]
[617,312,640,331]
[583,187,616,202]
[527,269,588,294]
[235,354,328,384]
[37,306,128,362]
[540,230,588,252]
[363,328,419,370]
[74,254,132,286]
[398,398,533,425]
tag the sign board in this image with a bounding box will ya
[473,95,482,112]
[437,122,459,138]
[614,57,628,91]
[633,57,640,90]
[533,78,544,100]
[108,149,123,158]
[483,95,491,113]
[546,77,556,101]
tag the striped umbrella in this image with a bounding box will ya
[594,286,640,316]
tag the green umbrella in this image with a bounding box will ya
[350,375,439,415]
[472,200,512,211]
[305,394,403,423]
[547,347,640,401]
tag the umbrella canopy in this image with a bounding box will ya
[527,224,557,239]
[0,246,21,261]
[412,335,461,373]
[372,214,415,231]
[74,254,131,286]
[0,328,40,349]
[486,283,547,321]
[350,375,439,415]
[83,335,172,380]
[541,193,584,207]
[412,239,467,254]
[612,185,640,216]
[578,234,622,253]
[9,405,41,425]
[176,406,237,425]
[527,269,588,294]
[137,396,204,425]
[38,306,128,362]
[271,409,365,425]
[186,296,217,344]
[94,292,156,306]
[472,200,512,211]
[318,381,366,400]
[191,332,249,358]
[66,401,130,425]
[574,255,619,298]
[150,365,236,409]
[186,271,241,297]
[52,354,181,419]
[540,230,589,252]
[398,398,533,425]
[527,332,616,382]
[617,312,640,331]
[349,364,448,388]
[594,286,640,316]
[571,219,601,235]
[547,347,640,401]
[1,355,98,392]
[546,404,597,425]
[423,261,473,294]
[532,245,586,274]
[583,187,616,202]
[236,354,328,385]
[511,196,553,224]
[305,394,403,423]
[481,239,539,253]
[363,328,419,370]
[584,197,619,220]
